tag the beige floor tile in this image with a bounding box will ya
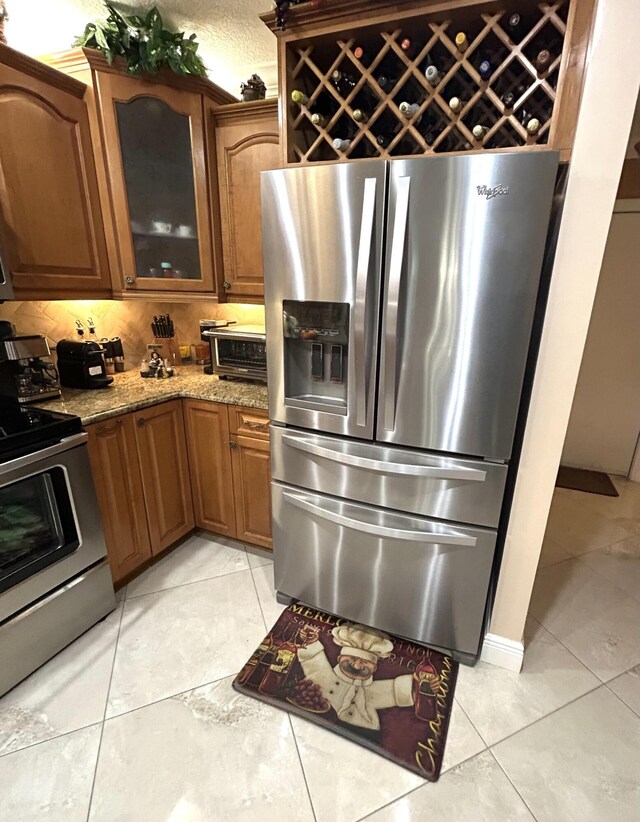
[493,687,640,822]
[367,751,534,821]
[608,664,640,717]
[0,724,101,822]
[538,534,574,568]
[455,617,598,745]
[251,561,287,629]
[545,492,632,556]
[0,602,122,756]
[559,477,640,522]
[107,571,265,717]
[529,558,640,681]
[578,534,640,601]
[246,548,273,569]
[126,533,248,598]
[91,678,313,822]
[289,699,484,822]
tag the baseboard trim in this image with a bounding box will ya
[480,633,524,672]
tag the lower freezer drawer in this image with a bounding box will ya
[272,482,496,656]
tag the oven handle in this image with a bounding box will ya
[0,433,88,477]
[283,490,477,547]
[282,433,486,481]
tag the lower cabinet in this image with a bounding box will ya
[184,400,273,550]
[88,398,271,585]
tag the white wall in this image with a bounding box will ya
[561,203,640,476]
[484,0,640,669]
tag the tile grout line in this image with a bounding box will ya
[124,562,255,602]
[248,562,270,634]
[85,598,126,822]
[487,748,540,821]
[0,721,103,761]
[287,714,319,822]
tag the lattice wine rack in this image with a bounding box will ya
[283,1,572,163]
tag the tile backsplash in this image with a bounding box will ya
[0,299,265,370]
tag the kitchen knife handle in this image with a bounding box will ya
[354,176,377,428]
[383,175,410,432]
[283,490,477,547]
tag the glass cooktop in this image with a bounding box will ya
[0,405,82,462]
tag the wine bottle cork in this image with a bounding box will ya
[291,89,309,106]
[455,32,468,52]
[472,124,488,140]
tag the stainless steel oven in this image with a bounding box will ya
[201,324,267,382]
[0,427,115,695]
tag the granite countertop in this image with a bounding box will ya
[35,364,269,425]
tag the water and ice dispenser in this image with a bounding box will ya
[283,300,349,415]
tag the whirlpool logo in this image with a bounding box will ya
[476,184,510,200]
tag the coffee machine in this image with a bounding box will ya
[0,325,62,405]
[56,339,114,389]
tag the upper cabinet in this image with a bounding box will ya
[96,71,216,295]
[0,45,111,299]
[211,99,279,301]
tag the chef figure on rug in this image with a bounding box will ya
[298,622,441,738]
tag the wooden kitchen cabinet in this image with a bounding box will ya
[134,400,195,553]
[213,99,279,300]
[228,405,272,549]
[0,45,111,299]
[183,399,236,538]
[86,415,152,585]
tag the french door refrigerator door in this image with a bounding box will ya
[272,482,497,656]
[262,161,387,439]
[377,151,559,460]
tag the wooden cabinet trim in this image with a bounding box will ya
[0,43,86,97]
[228,405,270,439]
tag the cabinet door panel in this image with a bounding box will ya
[134,400,195,553]
[0,59,110,297]
[215,106,279,298]
[183,399,236,537]
[97,72,214,294]
[86,415,151,584]
[231,433,272,550]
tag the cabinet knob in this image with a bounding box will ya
[125,275,135,285]
[223,280,231,291]
[137,418,145,427]
[229,440,237,448]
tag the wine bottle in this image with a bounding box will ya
[400,37,417,59]
[399,101,421,119]
[291,89,309,106]
[352,108,369,123]
[472,124,488,140]
[311,112,327,127]
[501,90,516,109]
[377,74,398,91]
[526,117,541,134]
[331,69,357,97]
[424,65,441,86]
[478,58,492,81]
[535,49,551,73]
[259,634,299,697]
[449,96,464,113]
[376,134,390,148]
[455,31,469,52]
[506,12,523,40]
[332,137,352,151]
[353,45,370,66]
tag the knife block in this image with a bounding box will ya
[150,337,182,366]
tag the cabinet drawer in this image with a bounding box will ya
[272,482,496,656]
[228,405,270,439]
[271,426,507,528]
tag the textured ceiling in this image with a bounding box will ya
[4,0,277,96]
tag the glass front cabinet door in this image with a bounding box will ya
[97,73,215,294]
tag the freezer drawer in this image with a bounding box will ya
[272,482,496,656]
[271,426,507,527]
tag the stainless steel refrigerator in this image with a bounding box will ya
[262,151,559,662]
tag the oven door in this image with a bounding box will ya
[0,433,108,621]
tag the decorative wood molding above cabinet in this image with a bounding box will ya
[212,98,280,301]
[0,44,111,299]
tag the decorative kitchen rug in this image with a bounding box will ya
[233,603,459,781]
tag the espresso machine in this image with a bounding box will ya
[0,322,61,405]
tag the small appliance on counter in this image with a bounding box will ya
[0,324,61,405]
[199,320,267,382]
[56,339,114,389]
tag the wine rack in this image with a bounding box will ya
[262,0,593,165]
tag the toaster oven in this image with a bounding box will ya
[200,323,267,382]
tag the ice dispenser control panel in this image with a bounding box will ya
[283,301,349,415]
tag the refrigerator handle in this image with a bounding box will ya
[383,175,411,432]
[281,434,487,481]
[283,490,477,547]
[354,176,378,427]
